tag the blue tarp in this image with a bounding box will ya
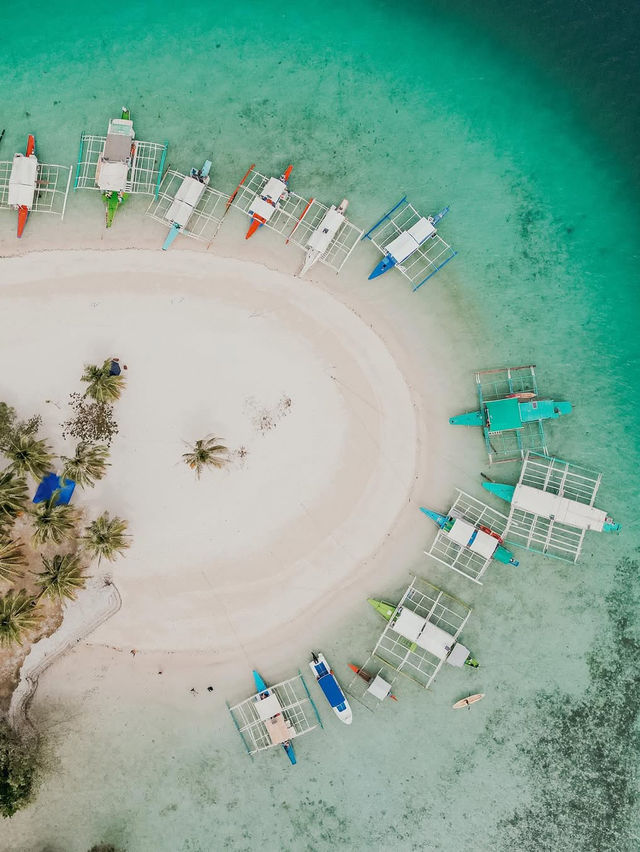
[318,673,346,708]
[32,472,76,506]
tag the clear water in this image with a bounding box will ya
[1,0,639,849]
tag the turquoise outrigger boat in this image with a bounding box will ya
[252,671,297,765]
[420,507,519,566]
[368,597,479,667]
[449,365,572,464]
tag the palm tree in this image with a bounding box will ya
[182,436,228,478]
[81,512,130,563]
[81,360,124,403]
[0,469,28,527]
[35,553,86,602]
[0,589,41,647]
[61,442,110,488]
[30,497,77,547]
[4,434,53,480]
[0,538,26,584]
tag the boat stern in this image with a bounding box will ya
[419,507,447,528]
[449,409,484,426]
[368,254,397,280]
[162,222,181,250]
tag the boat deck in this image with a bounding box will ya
[362,197,456,290]
[146,169,228,244]
[74,132,168,195]
[371,577,472,690]
[496,452,603,562]
[0,159,72,218]
[228,167,310,236]
[286,199,363,273]
[227,674,322,756]
[425,490,511,584]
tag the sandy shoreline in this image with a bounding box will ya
[0,243,479,711]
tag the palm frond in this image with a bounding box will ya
[0,589,41,647]
[0,538,26,584]
[30,497,77,547]
[182,436,229,478]
[0,469,28,525]
[61,442,110,488]
[81,512,130,563]
[36,553,86,601]
[81,360,124,403]
[4,434,53,480]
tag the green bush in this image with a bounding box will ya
[0,719,39,818]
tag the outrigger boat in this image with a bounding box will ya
[309,652,352,724]
[252,670,297,764]
[8,134,37,237]
[95,107,134,228]
[368,595,479,668]
[368,206,449,280]
[161,160,212,249]
[348,664,398,701]
[298,199,349,275]
[420,506,519,567]
[245,165,293,239]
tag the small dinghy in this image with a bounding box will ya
[453,693,485,709]
[309,652,352,724]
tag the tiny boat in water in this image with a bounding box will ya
[299,199,349,275]
[453,693,485,709]
[8,134,37,237]
[245,165,293,238]
[252,670,296,764]
[162,160,212,249]
[95,107,135,228]
[368,206,449,280]
[309,652,352,724]
[420,506,519,566]
[348,664,398,701]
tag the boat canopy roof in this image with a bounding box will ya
[393,608,454,660]
[96,160,128,191]
[262,176,286,200]
[446,518,499,558]
[254,692,282,721]
[513,484,608,531]
[166,175,208,227]
[317,673,345,708]
[446,642,470,667]
[265,714,292,745]
[485,397,523,432]
[8,154,38,207]
[384,217,436,263]
[367,673,391,700]
[306,206,345,253]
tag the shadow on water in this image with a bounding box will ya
[492,554,640,851]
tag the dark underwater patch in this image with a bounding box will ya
[497,556,640,852]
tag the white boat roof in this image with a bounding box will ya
[96,160,128,192]
[415,620,454,659]
[447,518,475,547]
[513,484,607,532]
[262,176,286,200]
[265,714,292,745]
[8,154,38,207]
[306,206,345,252]
[392,607,425,642]
[446,642,470,667]
[384,217,435,263]
[165,176,207,226]
[249,195,277,221]
[254,692,282,721]
[367,673,391,700]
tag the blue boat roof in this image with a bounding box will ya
[318,673,345,708]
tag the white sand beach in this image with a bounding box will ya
[0,246,480,698]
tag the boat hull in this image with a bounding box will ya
[368,255,397,280]
[309,653,353,725]
[453,693,485,709]
[16,205,29,238]
[368,598,396,621]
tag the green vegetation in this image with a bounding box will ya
[81,513,130,564]
[35,553,86,602]
[0,589,41,647]
[0,719,39,818]
[81,360,125,403]
[30,498,76,547]
[61,442,110,488]
[0,470,28,530]
[3,435,53,481]
[0,402,42,452]
[183,436,229,478]
[0,539,26,585]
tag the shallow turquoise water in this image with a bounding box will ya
[1,1,639,850]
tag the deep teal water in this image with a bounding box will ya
[1,1,639,850]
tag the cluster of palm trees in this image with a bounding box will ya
[0,360,130,648]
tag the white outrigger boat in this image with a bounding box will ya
[309,652,353,724]
[161,160,212,249]
[8,134,37,237]
[94,108,135,227]
[297,199,350,275]
[243,164,293,239]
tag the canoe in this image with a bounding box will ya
[452,693,485,709]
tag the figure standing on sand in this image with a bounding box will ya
[109,357,128,376]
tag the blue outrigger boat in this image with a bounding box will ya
[252,670,297,765]
[309,653,353,724]
[420,507,519,566]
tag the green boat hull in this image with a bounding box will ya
[368,598,396,621]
